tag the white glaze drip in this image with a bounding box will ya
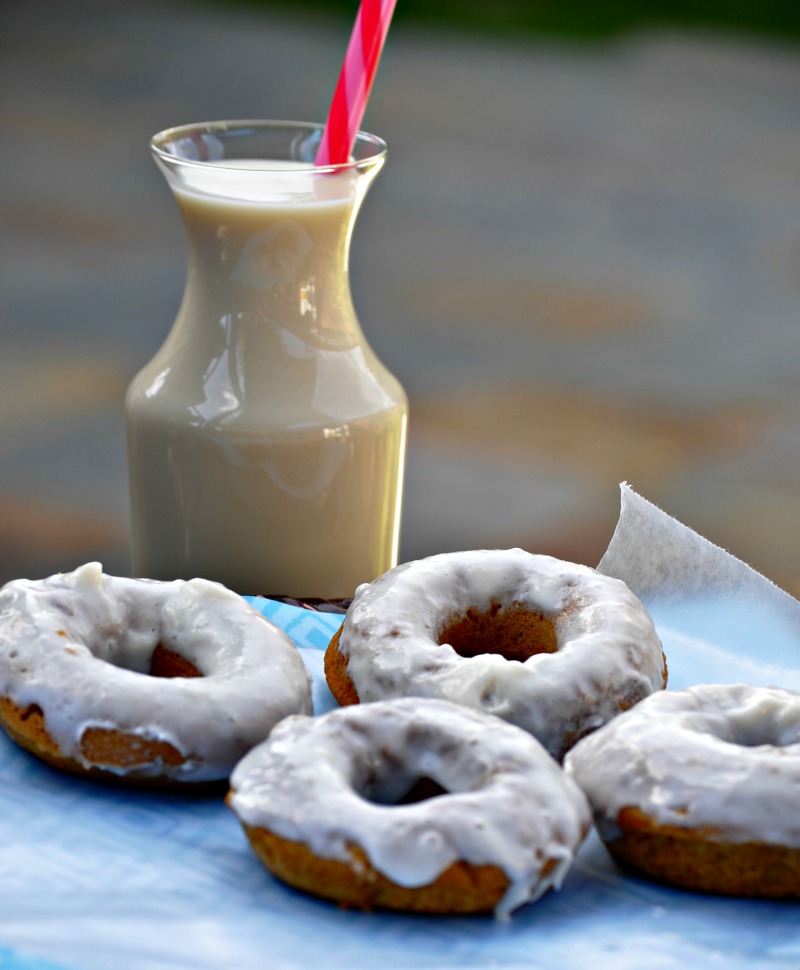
[0,563,313,781]
[228,697,591,919]
[564,683,800,847]
[335,549,665,759]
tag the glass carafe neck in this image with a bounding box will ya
[173,176,364,338]
[152,121,386,338]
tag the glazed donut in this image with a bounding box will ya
[564,683,800,897]
[324,549,666,760]
[227,697,591,917]
[0,562,312,786]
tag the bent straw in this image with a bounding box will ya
[316,0,398,166]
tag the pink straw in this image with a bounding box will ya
[316,0,398,166]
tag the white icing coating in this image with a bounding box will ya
[0,562,312,782]
[334,549,665,759]
[228,697,591,919]
[564,683,800,847]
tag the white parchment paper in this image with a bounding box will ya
[599,484,800,691]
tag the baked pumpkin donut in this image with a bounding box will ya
[0,562,312,786]
[324,549,666,760]
[564,683,800,897]
[227,697,591,917]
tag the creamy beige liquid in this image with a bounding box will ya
[126,160,407,597]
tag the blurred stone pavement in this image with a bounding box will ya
[2,0,800,594]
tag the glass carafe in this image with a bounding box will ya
[125,121,407,597]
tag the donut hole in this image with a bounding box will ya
[149,643,202,679]
[720,719,796,749]
[356,746,453,806]
[369,775,451,806]
[438,603,557,662]
[92,639,202,678]
[362,773,450,806]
